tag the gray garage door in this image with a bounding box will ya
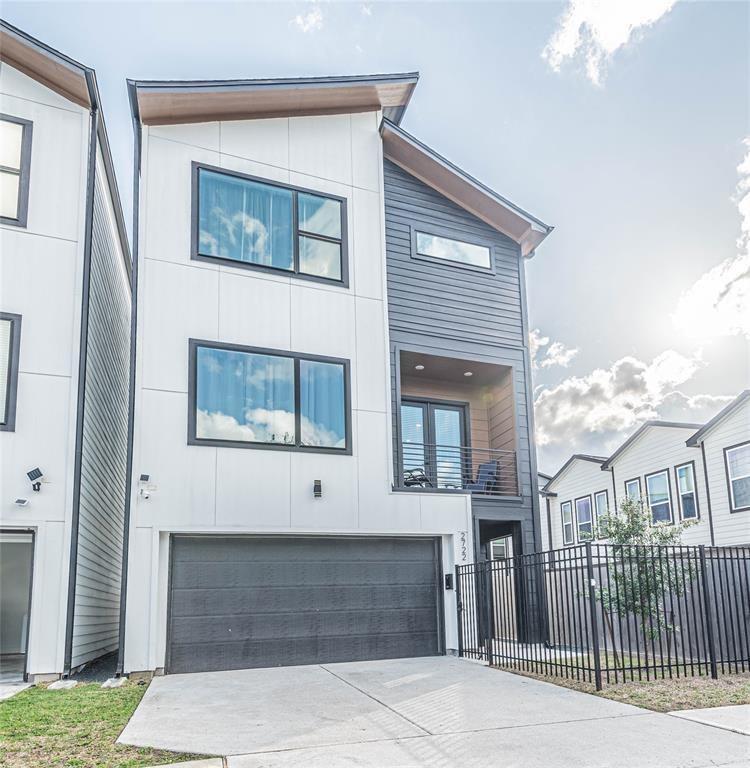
[167,536,442,674]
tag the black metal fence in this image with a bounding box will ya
[456,543,750,689]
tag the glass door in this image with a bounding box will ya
[401,403,430,486]
[430,405,464,488]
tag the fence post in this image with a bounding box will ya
[699,545,718,679]
[484,561,494,665]
[585,542,603,691]
[455,565,464,658]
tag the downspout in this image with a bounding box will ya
[116,81,142,676]
[699,442,716,546]
[545,496,553,550]
[63,69,99,676]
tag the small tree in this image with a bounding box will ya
[595,497,697,665]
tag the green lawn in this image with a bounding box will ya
[0,682,209,768]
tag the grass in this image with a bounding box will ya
[0,681,210,768]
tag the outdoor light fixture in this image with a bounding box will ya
[15,498,29,507]
[414,364,425,370]
[463,371,473,377]
[27,468,43,492]
[139,474,153,499]
[313,480,322,498]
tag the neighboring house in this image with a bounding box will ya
[686,390,750,546]
[0,23,131,682]
[121,72,551,675]
[537,470,553,550]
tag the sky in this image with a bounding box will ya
[4,0,748,474]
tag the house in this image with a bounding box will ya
[120,72,551,676]
[0,22,131,682]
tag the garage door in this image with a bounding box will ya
[167,536,442,674]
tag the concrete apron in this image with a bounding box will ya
[120,656,750,767]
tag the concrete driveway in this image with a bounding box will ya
[119,657,749,767]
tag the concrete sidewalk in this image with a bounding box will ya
[670,704,750,736]
[121,657,749,767]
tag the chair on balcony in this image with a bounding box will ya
[466,461,500,494]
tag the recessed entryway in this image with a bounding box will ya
[0,530,34,683]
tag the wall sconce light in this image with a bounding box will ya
[313,480,322,498]
[27,468,43,492]
[139,474,153,499]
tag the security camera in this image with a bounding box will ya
[27,468,43,492]
[141,489,150,500]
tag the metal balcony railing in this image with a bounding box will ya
[400,443,518,497]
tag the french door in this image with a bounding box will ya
[400,400,467,489]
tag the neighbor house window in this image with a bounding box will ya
[675,462,699,520]
[561,501,574,545]
[0,115,32,227]
[575,496,593,540]
[0,313,21,431]
[645,470,672,524]
[414,230,492,269]
[625,478,641,501]
[490,537,511,560]
[193,164,346,284]
[189,340,350,452]
[724,442,750,512]
[594,490,609,534]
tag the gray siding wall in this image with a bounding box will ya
[70,152,131,669]
[384,159,539,554]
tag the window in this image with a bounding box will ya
[189,340,350,453]
[724,442,750,512]
[414,230,492,270]
[561,501,574,545]
[0,313,21,431]
[0,115,32,227]
[490,536,511,560]
[625,478,641,501]
[675,462,699,520]
[594,490,609,534]
[645,470,672,524]
[193,164,346,284]
[575,496,593,540]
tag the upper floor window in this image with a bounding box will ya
[645,470,672,524]
[0,313,21,431]
[561,500,574,545]
[414,230,491,270]
[725,442,750,512]
[575,496,593,540]
[0,115,32,227]
[675,462,699,520]
[193,164,347,285]
[594,490,609,534]
[188,340,350,453]
[625,477,641,501]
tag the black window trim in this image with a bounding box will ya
[674,460,700,521]
[560,499,574,546]
[644,468,674,525]
[409,224,496,275]
[574,494,594,542]
[191,162,349,288]
[0,312,21,431]
[624,476,642,501]
[187,338,352,455]
[0,114,33,228]
[723,440,750,514]
[593,488,609,537]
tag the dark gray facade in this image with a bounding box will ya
[384,159,540,557]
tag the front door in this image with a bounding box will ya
[0,530,34,682]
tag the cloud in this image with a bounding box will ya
[543,0,678,86]
[672,138,750,339]
[533,349,729,448]
[530,328,579,369]
[290,5,323,33]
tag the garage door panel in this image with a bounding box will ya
[167,536,441,673]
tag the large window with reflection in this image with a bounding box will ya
[725,442,750,513]
[0,115,32,227]
[675,462,699,520]
[189,340,350,453]
[0,313,21,431]
[645,470,673,524]
[193,164,346,284]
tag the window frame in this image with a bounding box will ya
[645,468,674,525]
[624,477,642,501]
[191,162,349,287]
[724,441,750,513]
[594,489,609,536]
[0,114,33,228]
[188,338,352,455]
[575,494,594,541]
[560,500,574,545]
[674,460,700,521]
[0,312,22,432]
[410,224,495,275]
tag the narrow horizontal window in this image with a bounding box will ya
[0,312,21,431]
[575,496,593,540]
[561,501,574,545]
[725,443,750,512]
[190,340,350,453]
[675,463,698,520]
[415,231,491,269]
[0,115,32,227]
[645,470,672,524]
[194,164,346,285]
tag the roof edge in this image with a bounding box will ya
[543,454,607,492]
[686,390,750,446]
[601,420,704,470]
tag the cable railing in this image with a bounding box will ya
[400,443,518,496]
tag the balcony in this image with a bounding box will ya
[394,350,520,498]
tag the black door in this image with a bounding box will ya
[167,535,442,674]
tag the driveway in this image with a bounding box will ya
[119,656,749,767]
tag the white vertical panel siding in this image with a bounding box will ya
[702,400,750,545]
[70,150,131,669]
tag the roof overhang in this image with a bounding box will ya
[380,119,552,257]
[543,455,607,493]
[686,390,750,447]
[601,421,703,470]
[129,72,419,127]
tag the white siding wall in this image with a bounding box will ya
[702,399,750,545]
[609,426,710,545]
[546,459,614,549]
[0,64,89,675]
[124,112,473,673]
